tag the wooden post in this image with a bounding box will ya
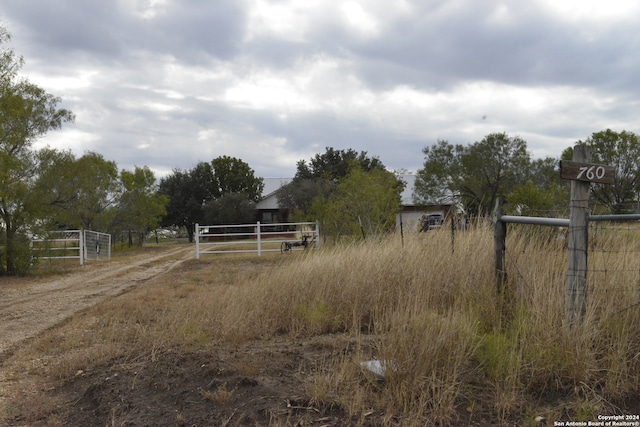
[493,198,507,294]
[450,210,455,254]
[566,145,590,328]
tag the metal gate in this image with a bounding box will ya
[32,230,111,265]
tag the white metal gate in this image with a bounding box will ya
[31,230,112,265]
[32,230,84,264]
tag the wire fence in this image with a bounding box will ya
[84,230,111,260]
[587,221,640,313]
[497,214,640,323]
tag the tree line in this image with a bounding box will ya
[155,147,403,243]
[416,131,640,218]
[2,25,640,275]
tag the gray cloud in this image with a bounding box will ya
[2,0,639,179]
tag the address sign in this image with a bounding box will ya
[560,160,615,185]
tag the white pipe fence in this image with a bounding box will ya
[195,221,319,258]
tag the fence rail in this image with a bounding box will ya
[195,221,319,258]
[499,214,640,226]
[32,230,84,265]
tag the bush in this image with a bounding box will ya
[6,234,36,276]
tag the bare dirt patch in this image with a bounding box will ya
[42,335,360,427]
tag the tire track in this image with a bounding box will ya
[0,244,194,357]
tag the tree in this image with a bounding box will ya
[37,151,119,230]
[158,162,214,242]
[295,147,386,182]
[278,147,387,216]
[570,130,640,214]
[276,178,332,219]
[507,157,569,216]
[413,139,461,206]
[309,168,403,239]
[415,133,531,216]
[211,155,264,202]
[203,193,256,226]
[0,28,74,274]
[115,166,168,246]
[0,148,42,275]
[159,157,263,241]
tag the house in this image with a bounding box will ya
[256,178,292,225]
[255,175,456,233]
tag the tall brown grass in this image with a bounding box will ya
[4,224,640,425]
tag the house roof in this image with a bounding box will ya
[260,178,293,198]
[256,178,292,210]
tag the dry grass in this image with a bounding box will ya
[3,224,640,425]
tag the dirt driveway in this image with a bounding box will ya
[0,244,361,426]
[0,244,194,358]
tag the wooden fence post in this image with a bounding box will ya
[493,198,507,294]
[450,210,455,254]
[566,145,590,328]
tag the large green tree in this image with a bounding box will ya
[203,193,257,226]
[507,157,569,216]
[295,147,386,182]
[203,156,263,226]
[278,147,388,217]
[114,166,168,246]
[412,139,461,206]
[158,162,214,242]
[415,133,535,216]
[37,151,119,230]
[211,155,264,202]
[159,156,263,241]
[0,29,74,274]
[309,168,403,239]
[567,130,640,214]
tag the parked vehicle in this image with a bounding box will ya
[419,214,443,232]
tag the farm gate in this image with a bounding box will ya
[195,221,319,258]
[84,230,112,261]
[31,230,111,265]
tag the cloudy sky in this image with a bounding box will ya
[1,0,639,178]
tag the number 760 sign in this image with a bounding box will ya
[560,160,615,184]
